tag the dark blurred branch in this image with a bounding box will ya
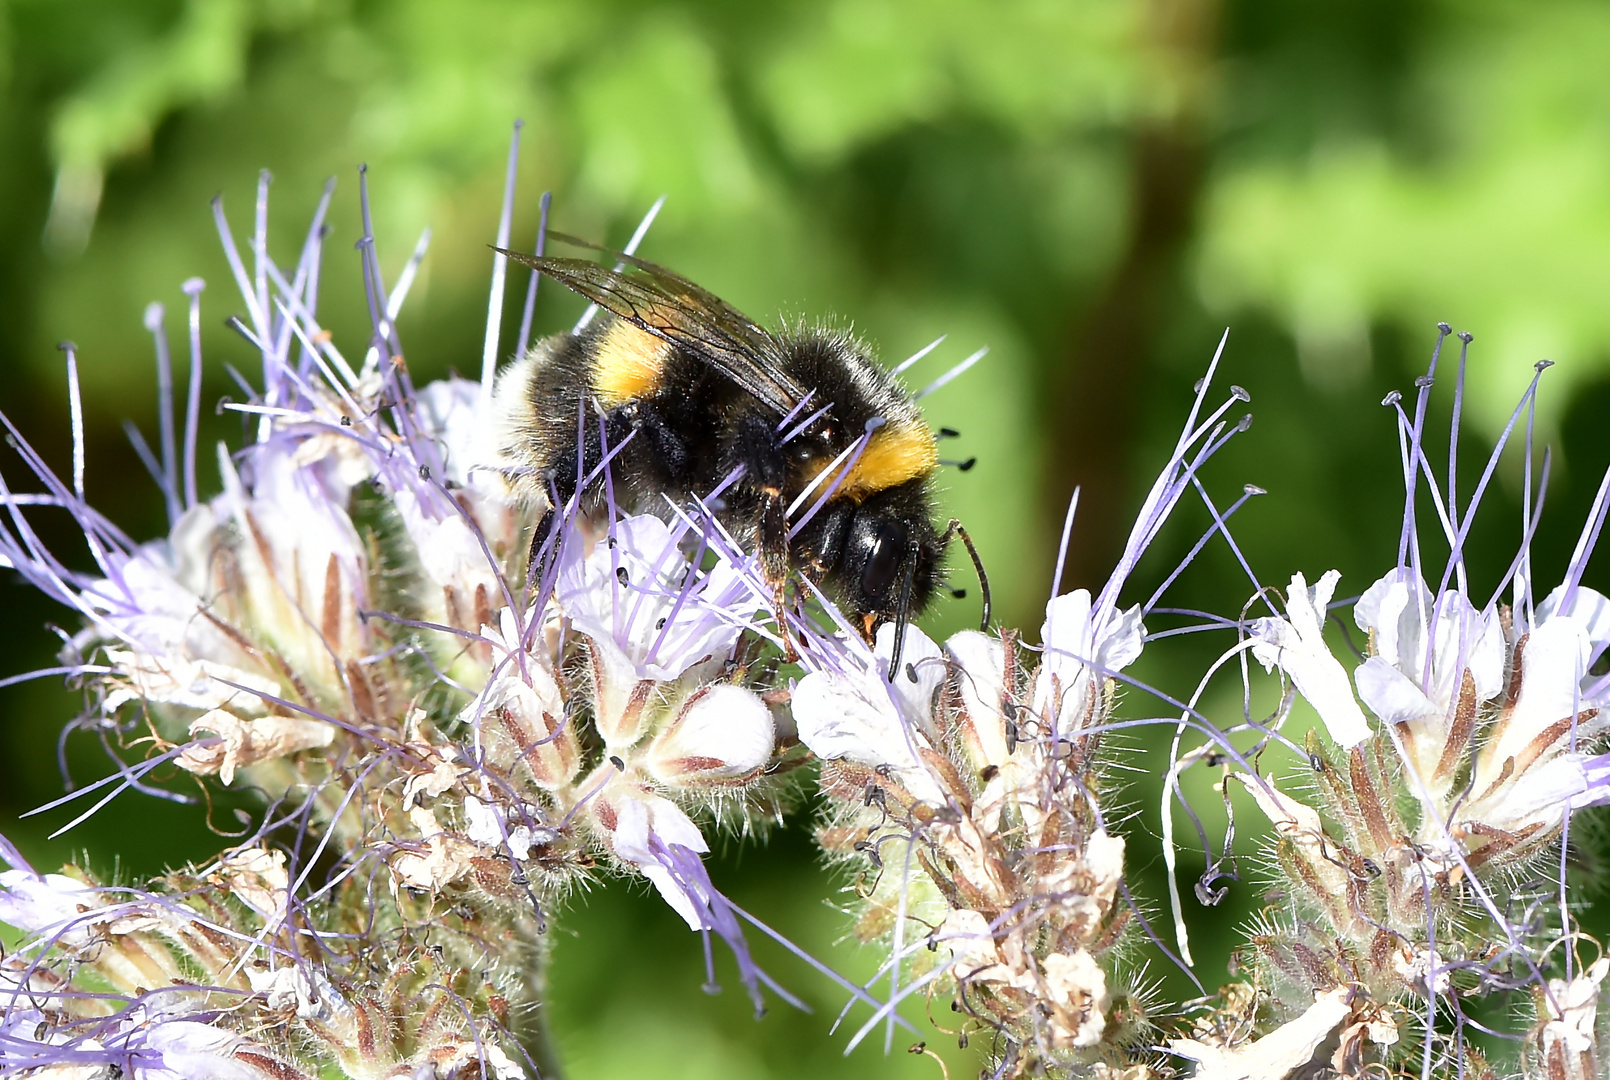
[1043,0,1217,600]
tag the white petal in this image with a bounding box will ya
[1423,591,1503,707]
[1250,572,1371,747]
[607,791,710,931]
[1538,585,1610,656]
[1288,570,1338,638]
[792,670,942,803]
[1355,569,1417,662]
[945,630,1008,767]
[414,378,494,486]
[465,662,578,788]
[141,1020,263,1080]
[410,505,499,596]
[462,796,502,848]
[557,514,760,682]
[648,684,775,783]
[1039,589,1094,685]
[0,871,102,947]
[1575,754,1610,809]
[1033,590,1143,732]
[1094,602,1146,673]
[1465,602,1508,702]
[874,622,944,728]
[1354,655,1438,726]
[1171,987,1351,1080]
[1505,616,1593,758]
[1353,570,1504,717]
[1469,754,1588,833]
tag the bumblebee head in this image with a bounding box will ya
[795,479,942,637]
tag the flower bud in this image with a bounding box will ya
[587,636,656,749]
[647,683,775,786]
[1535,957,1609,1080]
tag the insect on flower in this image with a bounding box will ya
[491,233,992,670]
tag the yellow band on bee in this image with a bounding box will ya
[593,321,670,405]
[827,421,938,502]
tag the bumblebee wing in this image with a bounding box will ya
[545,231,774,344]
[497,245,805,416]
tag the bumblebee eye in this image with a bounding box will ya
[861,521,907,604]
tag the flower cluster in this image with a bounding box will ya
[0,169,804,1077]
[795,360,1255,1075]
[4,144,1608,1080]
[1175,328,1610,1080]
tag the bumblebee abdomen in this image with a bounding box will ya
[494,317,753,513]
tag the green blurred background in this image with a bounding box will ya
[3,0,1610,1075]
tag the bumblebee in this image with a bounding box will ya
[492,234,987,659]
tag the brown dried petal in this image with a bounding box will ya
[177,710,335,786]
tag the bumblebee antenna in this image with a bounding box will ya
[885,538,922,684]
[942,518,991,632]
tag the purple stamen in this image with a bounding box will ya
[1431,364,1549,608]
[1399,324,1451,569]
[181,277,205,510]
[1559,464,1610,621]
[210,197,266,341]
[263,256,360,387]
[600,411,626,642]
[1145,482,1264,614]
[354,224,393,374]
[775,389,819,435]
[1447,332,1471,542]
[574,195,667,334]
[780,402,832,446]
[890,334,946,378]
[275,303,366,417]
[1093,401,1249,622]
[481,120,523,400]
[515,190,553,360]
[1520,366,1544,625]
[788,419,882,536]
[913,345,987,400]
[253,170,274,396]
[144,302,182,524]
[35,747,193,838]
[289,179,337,352]
[643,531,713,668]
[1050,487,1079,600]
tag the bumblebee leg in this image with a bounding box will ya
[939,518,992,631]
[729,412,797,658]
[758,489,797,661]
[732,412,788,492]
[883,537,922,682]
[525,505,557,591]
